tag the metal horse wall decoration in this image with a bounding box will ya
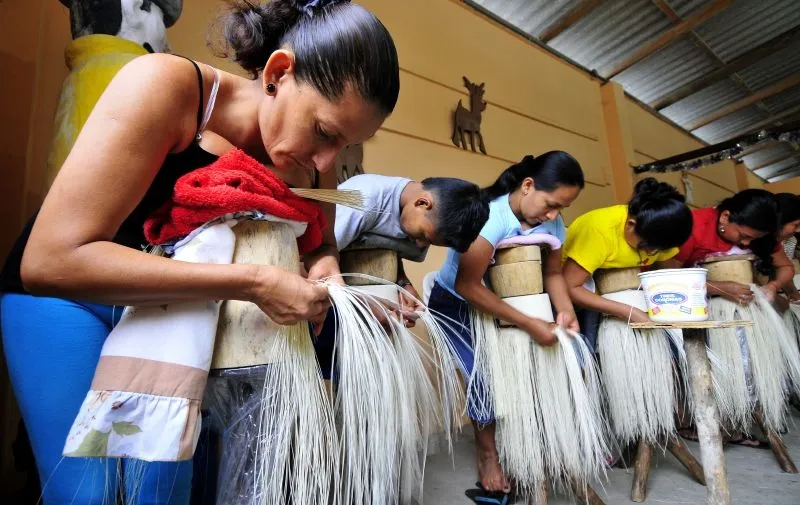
[452,76,487,155]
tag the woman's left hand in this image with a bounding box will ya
[760,282,779,303]
[556,310,580,333]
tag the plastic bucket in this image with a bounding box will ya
[638,268,708,323]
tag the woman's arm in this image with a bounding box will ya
[542,250,579,330]
[304,169,344,285]
[455,238,556,345]
[763,248,795,301]
[563,259,649,322]
[21,55,328,324]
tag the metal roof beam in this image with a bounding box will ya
[539,0,604,43]
[606,0,732,79]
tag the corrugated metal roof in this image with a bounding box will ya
[660,78,748,127]
[735,38,800,91]
[754,156,800,179]
[740,142,793,168]
[769,169,800,182]
[669,0,714,18]
[465,0,800,182]
[471,0,587,39]
[692,105,768,143]
[614,38,718,104]
[548,0,672,77]
[694,0,800,62]
[762,87,800,115]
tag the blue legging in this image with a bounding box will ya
[1,294,192,505]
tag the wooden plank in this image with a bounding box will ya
[570,478,606,505]
[606,0,733,79]
[539,0,603,43]
[683,328,731,505]
[652,24,800,110]
[688,73,800,130]
[753,408,798,473]
[631,440,652,502]
[652,0,681,22]
[667,436,707,485]
[630,320,753,329]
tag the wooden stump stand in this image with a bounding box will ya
[629,320,758,505]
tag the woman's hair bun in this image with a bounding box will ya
[221,1,303,77]
[632,177,685,204]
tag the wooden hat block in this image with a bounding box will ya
[595,267,641,295]
[339,247,400,304]
[490,245,544,299]
[701,254,755,286]
[488,245,552,326]
[212,221,300,370]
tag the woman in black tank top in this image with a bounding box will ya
[0,1,399,503]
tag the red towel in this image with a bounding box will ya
[144,149,325,254]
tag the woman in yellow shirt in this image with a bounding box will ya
[562,178,692,349]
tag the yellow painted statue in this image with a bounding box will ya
[46,0,182,189]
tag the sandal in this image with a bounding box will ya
[465,481,516,505]
[728,435,771,450]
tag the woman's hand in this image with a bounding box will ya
[789,291,800,303]
[760,282,779,304]
[398,283,424,328]
[556,310,580,333]
[521,317,558,346]
[247,265,330,326]
[626,307,651,324]
[714,281,754,305]
[305,246,345,286]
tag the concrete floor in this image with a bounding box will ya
[422,409,800,505]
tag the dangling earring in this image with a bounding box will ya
[719,225,725,233]
[265,82,277,95]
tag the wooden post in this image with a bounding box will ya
[631,440,652,502]
[753,409,798,473]
[571,477,606,505]
[683,328,731,505]
[667,436,707,485]
[601,82,637,204]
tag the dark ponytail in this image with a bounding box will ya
[775,192,800,226]
[717,189,779,275]
[628,178,692,251]
[482,151,585,201]
[218,0,399,114]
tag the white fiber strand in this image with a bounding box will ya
[598,318,685,444]
[471,308,608,495]
[325,281,469,505]
[253,323,339,505]
[707,297,751,431]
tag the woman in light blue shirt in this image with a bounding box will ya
[429,152,584,496]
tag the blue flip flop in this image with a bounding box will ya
[464,481,513,505]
